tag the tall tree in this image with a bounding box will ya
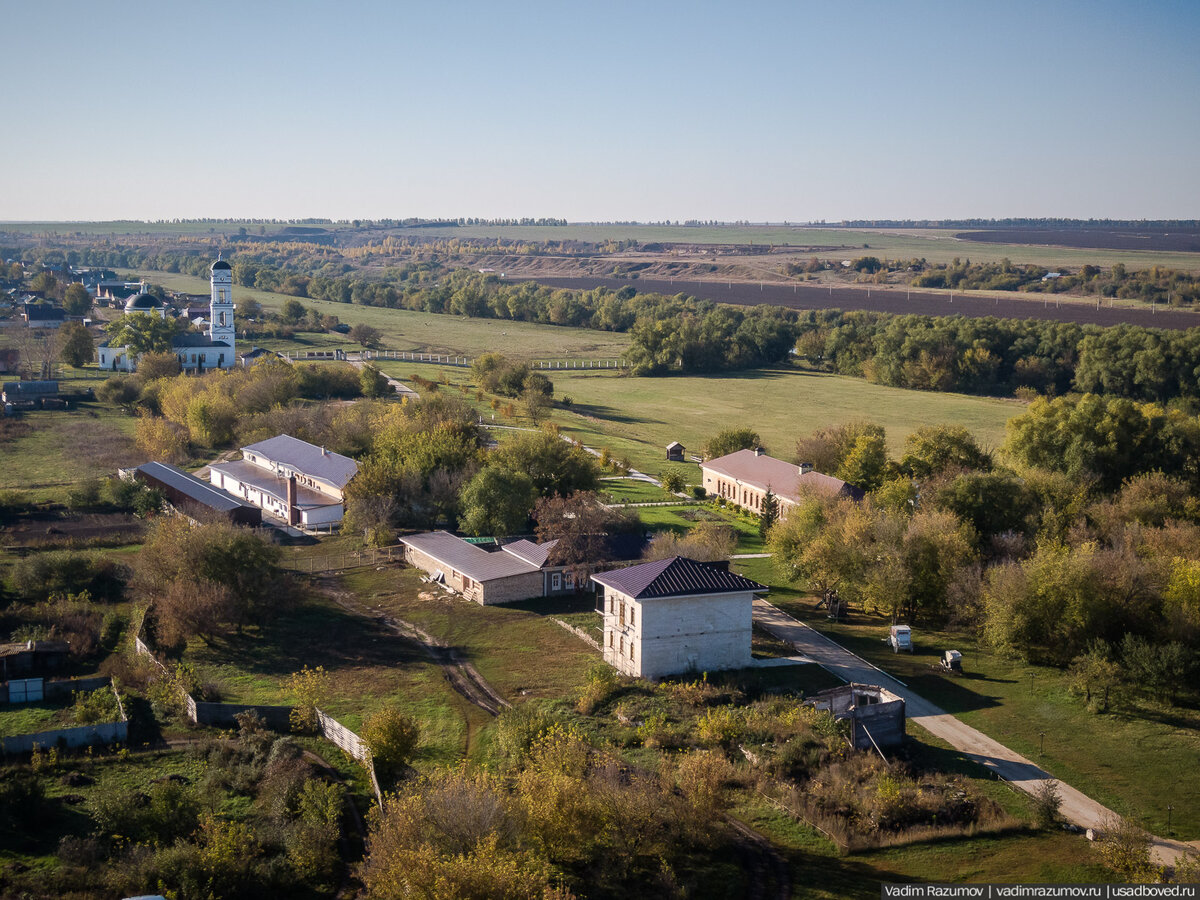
[58,321,93,368]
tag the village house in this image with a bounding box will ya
[400,531,584,605]
[592,556,767,679]
[21,302,66,329]
[207,434,357,528]
[700,448,863,518]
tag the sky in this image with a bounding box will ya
[3,0,1199,222]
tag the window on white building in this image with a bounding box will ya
[551,572,561,591]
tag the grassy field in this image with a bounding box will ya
[182,586,471,767]
[183,565,602,764]
[731,556,1200,841]
[0,405,139,501]
[4,219,1199,269]
[130,271,633,360]
[547,367,1018,477]
[366,362,1021,480]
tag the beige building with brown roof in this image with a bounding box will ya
[699,448,863,517]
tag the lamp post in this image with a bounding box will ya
[1167,805,1174,835]
[1039,731,1045,755]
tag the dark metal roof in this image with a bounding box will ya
[591,556,766,600]
[124,292,163,310]
[134,461,256,513]
[211,259,232,271]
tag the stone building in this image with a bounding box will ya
[700,448,863,518]
[592,556,766,679]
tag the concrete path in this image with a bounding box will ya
[752,599,1194,867]
[348,356,420,400]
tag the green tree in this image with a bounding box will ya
[758,488,778,538]
[63,283,93,316]
[459,467,538,536]
[360,364,391,398]
[490,431,598,497]
[900,424,990,477]
[702,427,761,460]
[661,469,687,494]
[349,323,383,349]
[836,430,889,492]
[104,312,181,355]
[58,321,93,367]
[280,298,307,323]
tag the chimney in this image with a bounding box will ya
[321,446,327,456]
[287,475,299,526]
[753,447,764,457]
[799,462,813,475]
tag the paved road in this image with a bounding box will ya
[752,599,1194,866]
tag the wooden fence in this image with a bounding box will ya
[360,351,630,371]
[282,544,405,574]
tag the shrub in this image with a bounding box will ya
[695,706,746,747]
[576,663,620,715]
[12,552,125,602]
[362,706,421,782]
[1031,779,1062,828]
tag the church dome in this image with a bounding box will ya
[124,291,164,312]
[211,258,232,271]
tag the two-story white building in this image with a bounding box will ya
[591,556,767,679]
[207,434,357,528]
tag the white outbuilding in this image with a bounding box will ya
[591,556,767,679]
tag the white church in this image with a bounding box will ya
[97,257,236,372]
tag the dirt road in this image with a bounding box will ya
[752,599,1195,866]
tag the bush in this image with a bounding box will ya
[13,551,125,602]
[1031,779,1062,828]
[361,706,421,782]
[576,663,620,715]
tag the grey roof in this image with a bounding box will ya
[591,556,766,600]
[702,449,863,504]
[401,531,540,581]
[241,434,358,489]
[209,459,340,509]
[134,462,256,513]
[501,538,558,568]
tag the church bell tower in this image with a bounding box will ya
[209,255,236,353]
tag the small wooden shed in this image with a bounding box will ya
[666,441,685,461]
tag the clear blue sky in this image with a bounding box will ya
[4,0,1198,221]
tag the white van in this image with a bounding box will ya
[888,625,913,653]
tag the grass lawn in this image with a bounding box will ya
[0,698,76,737]
[732,556,1200,840]
[339,567,599,705]
[181,587,470,768]
[598,477,677,504]
[0,405,139,501]
[637,502,768,554]
[545,367,1019,478]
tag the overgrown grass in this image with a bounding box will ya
[732,556,1200,840]
[180,588,469,768]
[0,407,139,502]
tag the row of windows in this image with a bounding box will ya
[607,630,635,660]
[606,595,636,627]
[714,479,765,512]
